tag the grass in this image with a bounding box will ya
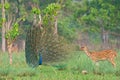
[0,51,120,80]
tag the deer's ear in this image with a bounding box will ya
[80,47,84,50]
[81,47,84,48]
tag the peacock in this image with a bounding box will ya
[25,24,67,67]
[39,53,42,65]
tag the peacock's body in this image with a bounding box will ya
[39,54,42,65]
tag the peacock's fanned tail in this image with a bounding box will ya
[25,25,67,67]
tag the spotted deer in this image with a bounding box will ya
[8,44,18,53]
[80,46,117,67]
[7,43,18,65]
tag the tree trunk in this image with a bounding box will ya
[1,0,6,52]
[7,43,13,65]
[101,27,109,49]
[54,16,58,35]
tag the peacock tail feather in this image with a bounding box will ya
[25,25,68,67]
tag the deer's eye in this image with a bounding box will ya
[81,47,84,48]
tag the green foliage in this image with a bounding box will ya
[5,23,19,40]
[32,7,41,15]
[20,16,26,21]
[2,18,6,23]
[58,17,78,42]
[43,3,61,25]
[33,0,40,4]
[0,2,10,9]
[39,0,57,9]
[0,4,2,8]
[75,0,120,32]
[4,2,10,9]
[43,3,61,16]
[0,19,2,27]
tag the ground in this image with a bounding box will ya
[0,51,120,80]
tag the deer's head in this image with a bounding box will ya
[80,46,88,51]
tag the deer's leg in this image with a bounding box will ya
[93,61,100,74]
[108,59,116,67]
